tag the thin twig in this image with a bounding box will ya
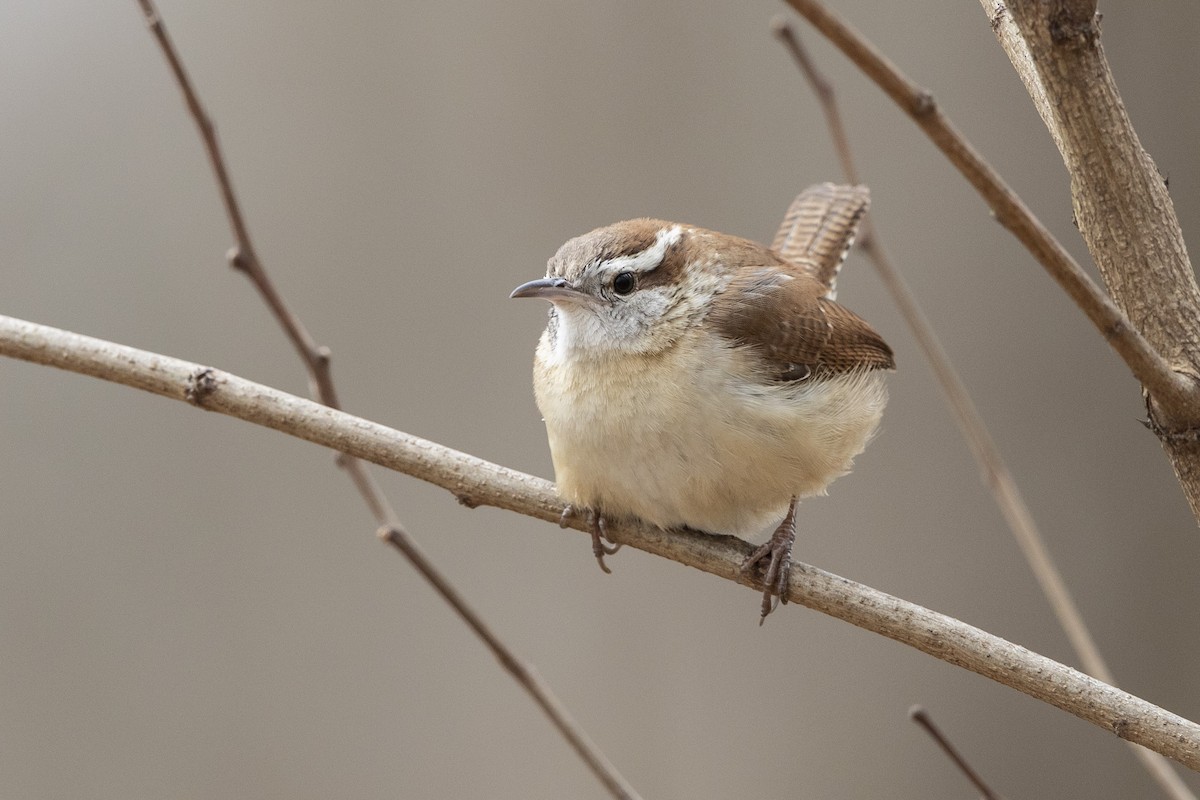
[771,20,1195,800]
[378,527,638,800]
[779,0,1200,426]
[132,4,639,797]
[133,0,324,391]
[3,313,1200,772]
[909,706,1006,800]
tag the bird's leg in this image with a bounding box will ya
[561,504,622,574]
[741,496,798,623]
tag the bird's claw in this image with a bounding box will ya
[588,509,622,573]
[561,504,621,573]
[740,498,798,624]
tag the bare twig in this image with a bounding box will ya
[771,20,1195,799]
[778,0,1200,436]
[3,313,1199,772]
[377,526,639,800]
[909,706,1006,800]
[132,4,639,797]
[133,0,326,393]
[981,0,1200,522]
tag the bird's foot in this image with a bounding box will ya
[740,498,799,624]
[561,504,622,574]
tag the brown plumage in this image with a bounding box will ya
[711,183,892,381]
[772,182,871,300]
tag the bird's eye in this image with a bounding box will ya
[612,271,637,296]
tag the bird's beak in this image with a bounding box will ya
[509,277,590,303]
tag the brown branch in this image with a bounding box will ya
[377,526,638,800]
[3,313,1199,772]
[778,0,1200,462]
[982,0,1200,521]
[771,20,1195,799]
[132,4,640,798]
[133,0,325,391]
[909,707,1006,800]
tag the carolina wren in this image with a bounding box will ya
[511,184,894,620]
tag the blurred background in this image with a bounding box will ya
[2,1,1198,797]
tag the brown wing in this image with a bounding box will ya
[771,183,870,301]
[710,264,893,380]
[817,297,895,373]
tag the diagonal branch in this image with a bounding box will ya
[779,0,1200,449]
[375,525,637,800]
[134,0,325,391]
[909,707,1007,800]
[771,20,1195,799]
[3,312,1199,773]
[132,3,639,797]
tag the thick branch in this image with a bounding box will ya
[985,0,1200,521]
[3,313,1199,772]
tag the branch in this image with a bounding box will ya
[133,3,639,797]
[134,0,326,388]
[376,526,638,800]
[4,313,1199,772]
[771,20,1195,799]
[779,0,1200,467]
[909,707,1006,800]
[980,0,1200,521]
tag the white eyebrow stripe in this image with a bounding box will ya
[602,225,683,273]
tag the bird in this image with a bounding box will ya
[511,183,894,620]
